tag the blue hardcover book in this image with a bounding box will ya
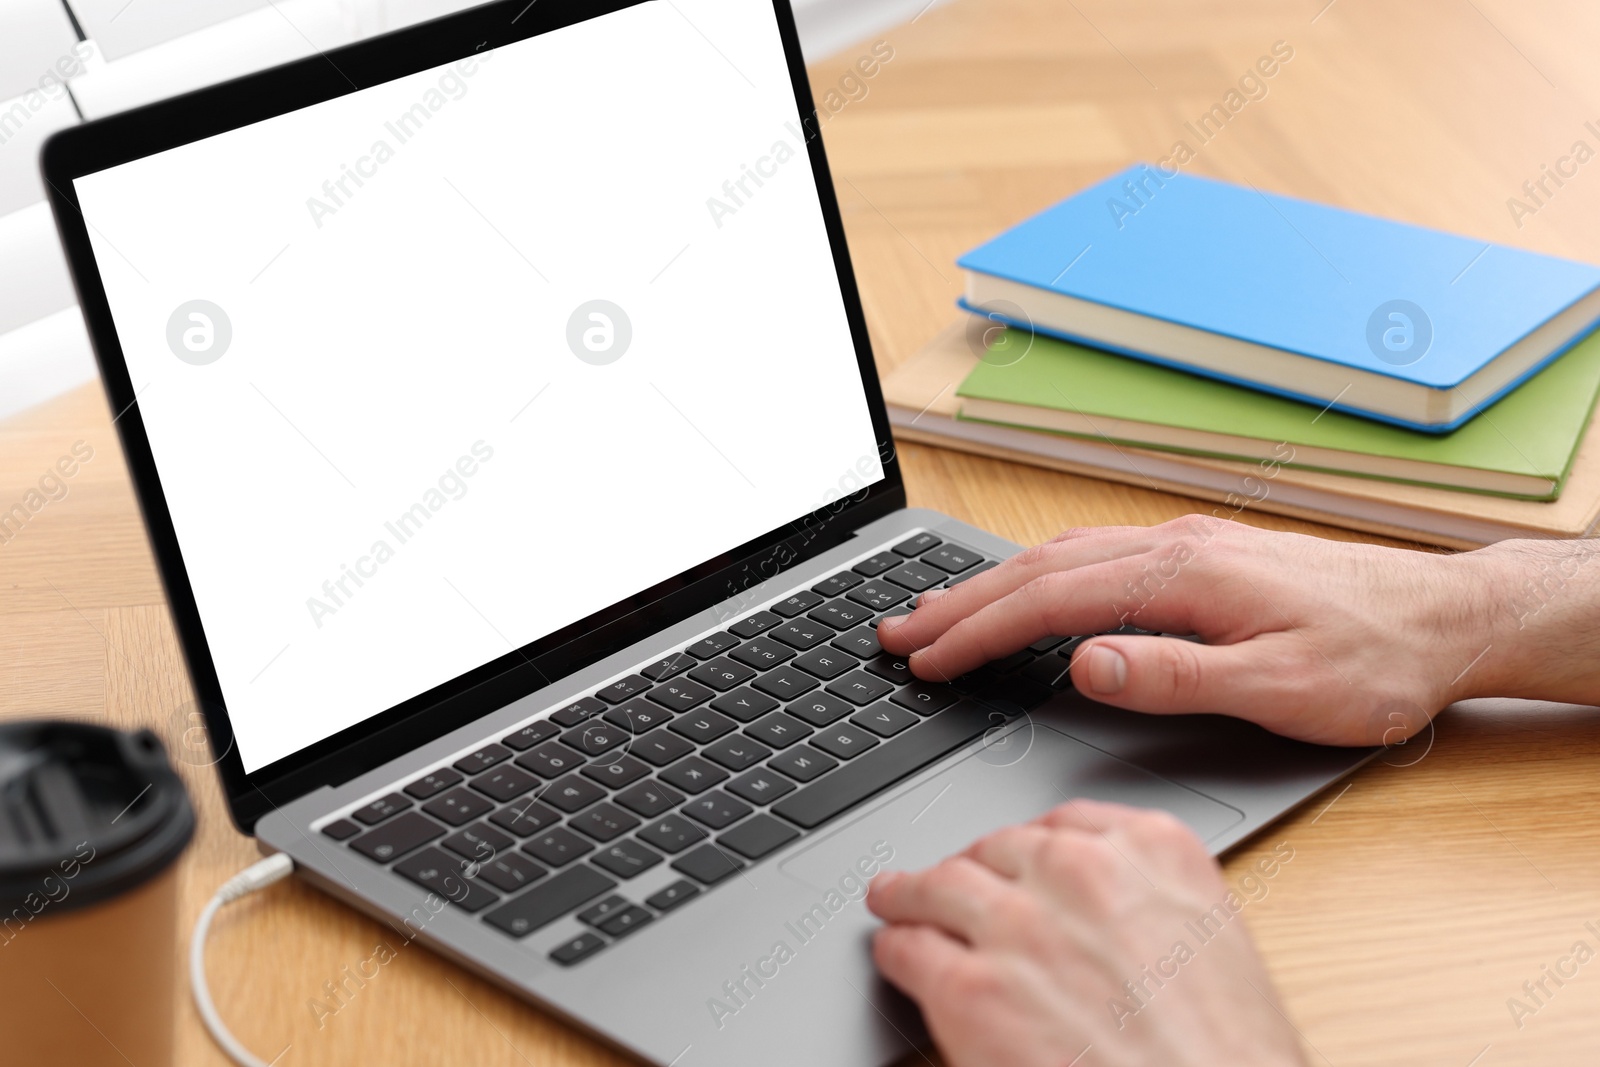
[957,165,1600,431]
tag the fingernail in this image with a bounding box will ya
[878,614,906,632]
[1087,644,1127,694]
[918,588,948,607]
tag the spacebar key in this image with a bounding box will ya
[482,866,616,938]
[771,701,994,829]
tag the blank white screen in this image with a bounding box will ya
[73,0,883,772]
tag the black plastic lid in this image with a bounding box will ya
[0,721,195,915]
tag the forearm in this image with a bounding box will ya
[1459,539,1600,705]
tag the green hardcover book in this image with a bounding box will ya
[956,327,1600,500]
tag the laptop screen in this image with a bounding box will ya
[70,0,884,773]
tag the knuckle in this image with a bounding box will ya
[1155,638,1207,705]
[1131,809,1199,851]
[1049,526,1095,544]
[1167,513,1228,542]
[1011,541,1062,571]
[940,959,1003,1004]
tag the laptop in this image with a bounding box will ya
[42,1,1375,1063]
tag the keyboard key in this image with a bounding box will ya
[597,905,654,938]
[550,931,608,965]
[852,552,900,577]
[551,696,607,727]
[604,698,673,734]
[1020,655,1074,689]
[718,813,800,860]
[787,692,855,728]
[728,611,782,639]
[577,895,632,925]
[847,581,910,611]
[349,812,445,863]
[851,701,920,738]
[483,865,616,937]
[727,768,797,806]
[672,843,745,885]
[570,802,641,842]
[646,879,701,912]
[687,632,740,659]
[767,745,837,783]
[353,793,411,826]
[826,671,894,706]
[921,543,984,574]
[832,625,882,659]
[471,764,540,802]
[729,638,795,670]
[523,826,596,866]
[516,740,587,780]
[703,734,773,772]
[891,681,959,715]
[393,848,499,912]
[892,532,942,556]
[670,709,738,744]
[501,720,560,752]
[688,657,756,692]
[811,571,863,596]
[773,701,993,829]
[632,728,695,767]
[615,779,686,819]
[659,755,729,794]
[648,678,716,712]
[772,590,826,618]
[561,720,632,758]
[422,788,494,827]
[947,559,999,586]
[811,723,880,761]
[638,813,707,854]
[454,744,512,776]
[472,852,548,894]
[580,753,651,789]
[882,560,945,593]
[864,656,913,685]
[744,711,812,749]
[489,798,561,837]
[991,650,1033,674]
[974,676,1054,717]
[753,666,819,701]
[321,819,361,841]
[443,823,515,862]
[792,646,858,681]
[404,768,464,800]
[545,774,607,813]
[768,619,835,651]
[709,687,780,722]
[1029,636,1067,654]
[641,652,696,681]
[677,789,749,831]
[809,599,875,630]
[597,675,651,704]
[592,840,664,879]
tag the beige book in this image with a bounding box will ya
[883,323,1600,549]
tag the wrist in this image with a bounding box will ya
[1451,540,1600,703]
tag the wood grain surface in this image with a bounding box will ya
[5,1,1600,1064]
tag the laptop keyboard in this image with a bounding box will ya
[318,532,1091,966]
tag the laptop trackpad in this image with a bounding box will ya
[777,721,1244,891]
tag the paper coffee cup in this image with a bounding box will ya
[0,722,195,1066]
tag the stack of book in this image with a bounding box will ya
[883,165,1600,548]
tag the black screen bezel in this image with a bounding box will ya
[42,0,905,831]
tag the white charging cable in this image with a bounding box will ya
[190,853,296,1067]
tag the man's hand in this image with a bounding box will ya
[878,517,1600,745]
[867,799,1307,1067]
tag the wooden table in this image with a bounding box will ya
[6,0,1600,1063]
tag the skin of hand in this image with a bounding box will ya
[876,516,1600,746]
[867,799,1308,1067]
